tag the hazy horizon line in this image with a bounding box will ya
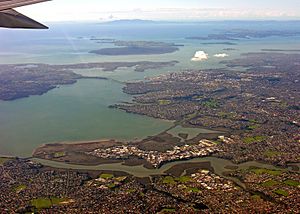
[42,18,300,24]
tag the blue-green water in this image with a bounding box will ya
[0,21,300,156]
[0,79,173,156]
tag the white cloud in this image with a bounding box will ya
[191,51,209,61]
[214,53,229,58]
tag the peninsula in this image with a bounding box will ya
[0,61,178,101]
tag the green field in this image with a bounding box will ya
[261,180,279,187]
[187,187,200,193]
[250,168,282,176]
[274,189,289,197]
[14,184,27,193]
[126,189,136,193]
[163,176,176,185]
[31,198,52,209]
[161,208,176,213]
[243,136,267,144]
[31,197,66,209]
[283,179,300,187]
[158,100,172,105]
[203,99,219,108]
[163,176,192,185]
[175,176,191,183]
[99,173,114,179]
[247,125,259,130]
[53,151,66,158]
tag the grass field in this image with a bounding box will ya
[283,179,300,187]
[175,176,191,183]
[31,197,66,209]
[243,136,267,144]
[163,176,176,185]
[274,189,289,197]
[53,152,66,158]
[187,187,200,193]
[203,99,219,108]
[250,168,282,176]
[158,100,172,105]
[246,124,259,130]
[14,184,27,193]
[31,198,52,209]
[161,208,176,213]
[261,180,279,187]
[163,176,192,185]
[100,173,114,179]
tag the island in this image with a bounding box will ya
[90,40,182,55]
[100,19,158,25]
[200,42,237,45]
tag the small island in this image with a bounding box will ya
[90,40,182,56]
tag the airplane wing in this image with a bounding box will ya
[0,0,50,29]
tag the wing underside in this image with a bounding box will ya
[0,0,50,29]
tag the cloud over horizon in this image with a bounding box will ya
[108,8,298,21]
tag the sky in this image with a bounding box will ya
[18,0,300,22]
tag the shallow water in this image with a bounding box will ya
[167,125,220,141]
[32,156,285,178]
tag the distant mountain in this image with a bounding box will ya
[101,19,157,25]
